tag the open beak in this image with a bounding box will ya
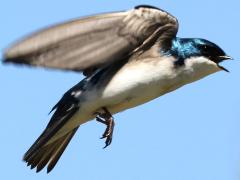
[218,55,233,60]
[217,55,233,72]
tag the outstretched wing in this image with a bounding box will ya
[3,5,178,75]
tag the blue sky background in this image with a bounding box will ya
[1,0,240,179]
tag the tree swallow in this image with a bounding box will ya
[3,5,232,173]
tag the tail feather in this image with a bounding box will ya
[46,128,78,173]
[35,145,58,172]
[23,105,79,162]
[23,127,79,173]
[28,142,57,170]
[23,79,84,172]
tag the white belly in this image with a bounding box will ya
[100,59,178,113]
[82,57,181,114]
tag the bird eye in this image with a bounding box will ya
[200,45,208,51]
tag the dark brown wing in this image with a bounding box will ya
[3,5,178,75]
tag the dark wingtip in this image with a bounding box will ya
[3,59,12,64]
[135,5,161,10]
[2,56,28,65]
[2,48,31,65]
[2,51,15,63]
[1,56,10,64]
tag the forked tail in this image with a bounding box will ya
[23,127,79,173]
[23,82,84,173]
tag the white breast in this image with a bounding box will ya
[82,56,221,114]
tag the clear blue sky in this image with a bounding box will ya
[1,0,240,179]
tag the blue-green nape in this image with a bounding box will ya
[162,37,228,66]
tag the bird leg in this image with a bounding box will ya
[96,107,115,148]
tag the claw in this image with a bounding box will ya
[96,108,115,148]
[96,116,106,125]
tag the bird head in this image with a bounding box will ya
[167,37,232,72]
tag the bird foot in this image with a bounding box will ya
[96,108,115,148]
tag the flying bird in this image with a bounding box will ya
[3,5,231,173]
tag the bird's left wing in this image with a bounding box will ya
[3,5,178,75]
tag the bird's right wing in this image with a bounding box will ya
[3,5,178,75]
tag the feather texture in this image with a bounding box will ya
[24,127,78,173]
